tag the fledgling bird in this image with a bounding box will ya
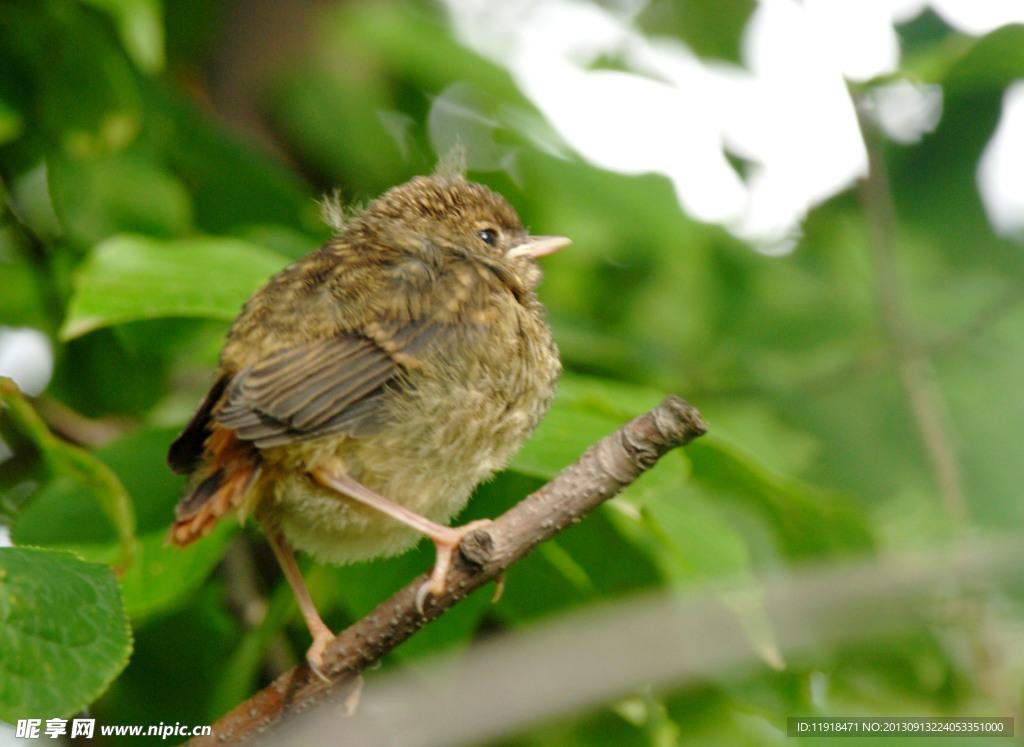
[167,172,569,671]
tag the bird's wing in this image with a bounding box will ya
[214,319,444,448]
[167,375,228,474]
[166,324,449,543]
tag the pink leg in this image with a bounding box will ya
[312,467,492,601]
[266,530,334,678]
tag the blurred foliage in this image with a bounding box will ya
[2,0,1024,743]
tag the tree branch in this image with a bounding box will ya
[187,395,707,746]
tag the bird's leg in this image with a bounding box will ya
[312,467,492,605]
[265,530,334,680]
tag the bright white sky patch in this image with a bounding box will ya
[929,0,1024,34]
[0,327,53,396]
[978,81,1024,239]
[804,0,901,82]
[442,0,1024,250]
[862,80,943,145]
[721,0,871,249]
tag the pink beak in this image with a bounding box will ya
[506,235,572,260]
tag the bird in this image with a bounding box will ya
[167,171,569,672]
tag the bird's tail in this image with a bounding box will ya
[167,427,260,546]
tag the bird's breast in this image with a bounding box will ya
[255,281,560,565]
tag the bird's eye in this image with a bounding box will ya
[478,228,498,247]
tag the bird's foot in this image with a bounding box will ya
[415,519,494,614]
[305,628,336,683]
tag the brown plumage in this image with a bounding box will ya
[168,174,568,671]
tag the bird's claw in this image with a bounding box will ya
[491,571,506,603]
[415,519,494,614]
[306,632,335,683]
[415,580,433,615]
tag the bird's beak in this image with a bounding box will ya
[506,235,572,260]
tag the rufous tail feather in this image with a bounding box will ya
[168,427,260,546]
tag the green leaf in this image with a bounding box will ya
[78,0,165,74]
[637,0,754,63]
[22,517,241,620]
[642,487,785,669]
[0,94,24,146]
[0,378,135,570]
[0,2,144,145]
[48,154,191,248]
[12,426,236,619]
[0,547,132,720]
[894,25,1024,277]
[646,489,751,580]
[511,372,669,480]
[61,234,288,339]
[148,90,315,236]
[689,433,875,558]
[118,522,237,618]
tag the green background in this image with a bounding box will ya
[2,0,1024,743]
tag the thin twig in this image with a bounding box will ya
[857,97,1017,723]
[856,103,967,525]
[33,395,133,448]
[186,395,707,746]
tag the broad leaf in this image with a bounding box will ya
[61,235,288,340]
[0,547,132,720]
